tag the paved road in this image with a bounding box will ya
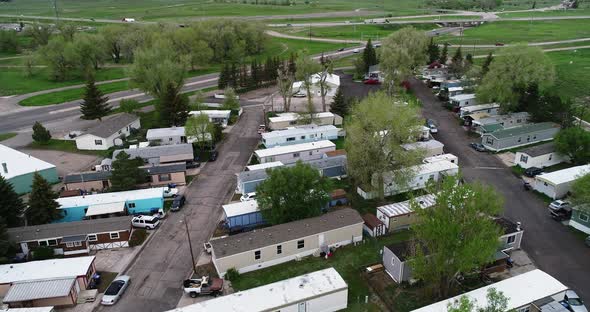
[409,78,590,302]
[95,105,263,312]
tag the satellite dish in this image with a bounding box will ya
[114,138,124,146]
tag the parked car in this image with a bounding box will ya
[426,119,438,134]
[183,276,223,298]
[549,200,572,221]
[258,124,266,134]
[240,192,256,202]
[469,142,487,152]
[524,167,543,177]
[562,290,588,312]
[131,215,160,229]
[163,187,179,198]
[495,42,505,46]
[170,195,186,212]
[210,150,218,161]
[186,161,200,169]
[292,92,306,98]
[101,275,130,305]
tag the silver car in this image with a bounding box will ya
[101,275,130,305]
[564,290,588,312]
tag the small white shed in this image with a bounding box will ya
[534,164,590,199]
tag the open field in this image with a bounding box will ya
[498,7,590,18]
[436,20,590,45]
[283,23,437,41]
[547,49,590,100]
[0,133,17,141]
[19,80,131,106]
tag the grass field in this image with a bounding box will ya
[436,20,590,45]
[19,80,131,106]
[263,37,358,58]
[498,7,590,18]
[547,49,590,100]
[28,139,110,157]
[284,23,437,41]
[0,133,17,142]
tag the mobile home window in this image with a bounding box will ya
[520,155,528,163]
[158,174,171,182]
[293,152,300,158]
[297,240,305,249]
[507,235,516,244]
[94,140,103,145]
[286,137,296,142]
[548,154,553,160]
[277,245,282,254]
[300,136,306,140]
[87,234,98,242]
[66,242,75,248]
[110,232,120,240]
[485,137,494,145]
[74,241,82,247]
[254,250,261,260]
[128,202,136,208]
[580,213,590,222]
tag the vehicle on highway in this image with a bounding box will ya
[495,42,505,46]
[373,43,381,48]
[240,192,257,202]
[337,47,345,52]
[286,23,292,27]
[292,92,306,98]
[163,187,179,198]
[562,290,587,312]
[469,142,487,152]
[183,276,223,298]
[524,167,543,177]
[426,119,438,134]
[101,275,130,305]
[352,48,360,53]
[170,195,186,212]
[131,215,160,229]
[210,150,219,161]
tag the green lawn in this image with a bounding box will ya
[331,137,346,149]
[436,20,590,45]
[231,230,412,311]
[28,139,110,157]
[0,133,17,142]
[547,49,590,100]
[400,15,482,21]
[498,8,590,18]
[19,80,131,106]
[285,23,437,41]
[263,37,358,59]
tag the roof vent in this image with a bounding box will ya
[1,163,7,174]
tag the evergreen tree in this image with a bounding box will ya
[249,59,259,89]
[465,53,473,65]
[427,37,440,64]
[230,63,239,88]
[27,172,61,225]
[288,52,297,75]
[0,175,26,227]
[440,43,449,65]
[239,63,248,89]
[218,63,229,90]
[157,83,189,126]
[80,78,111,121]
[362,39,378,73]
[449,47,464,77]
[330,86,349,117]
[110,151,146,191]
[481,51,494,77]
[32,121,51,144]
[0,217,17,263]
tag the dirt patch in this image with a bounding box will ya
[18,148,101,176]
[194,262,218,279]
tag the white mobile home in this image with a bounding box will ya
[357,159,459,199]
[254,140,336,165]
[75,114,140,151]
[376,194,437,231]
[292,72,340,97]
[167,268,348,312]
[262,124,339,148]
[402,139,445,158]
[210,208,363,276]
[459,103,500,119]
[423,153,458,165]
[449,93,477,108]
[410,270,567,312]
[268,112,342,130]
[189,110,231,128]
[534,164,590,199]
[514,142,569,169]
[447,86,464,97]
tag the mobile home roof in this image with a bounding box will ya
[56,187,164,208]
[254,140,335,158]
[377,194,437,218]
[166,268,347,312]
[535,164,590,185]
[223,200,259,218]
[450,93,476,101]
[0,256,95,284]
[0,144,56,180]
[261,125,338,139]
[485,122,560,140]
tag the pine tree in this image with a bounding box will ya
[80,78,111,121]
[362,39,378,73]
[427,37,440,64]
[110,151,146,191]
[230,63,239,88]
[330,86,349,117]
[0,217,17,261]
[482,52,494,76]
[158,83,189,126]
[452,47,463,64]
[449,47,464,77]
[440,43,449,65]
[218,63,229,90]
[32,121,51,144]
[27,172,61,225]
[288,52,297,75]
[0,175,26,227]
[249,59,259,89]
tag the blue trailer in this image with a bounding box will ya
[222,201,266,232]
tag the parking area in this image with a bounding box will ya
[94,247,142,273]
[18,148,101,177]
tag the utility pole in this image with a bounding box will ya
[183,215,197,274]
[309,24,312,42]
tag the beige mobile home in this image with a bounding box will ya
[210,208,363,277]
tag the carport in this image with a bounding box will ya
[85,202,126,219]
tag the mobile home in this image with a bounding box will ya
[449,93,477,108]
[261,124,339,148]
[533,164,590,199]
[268,112,342,130]
[514,143,569,169]
[254,140,336,165]
[402,139,445,158]
[481,122,560,152]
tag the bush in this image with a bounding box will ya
[225,268,240,281]
[129,229,149,247]
[31,246,56,260]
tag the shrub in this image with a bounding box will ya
[31,246,56,260]
[129,229,149,247]
[225,268,240,281]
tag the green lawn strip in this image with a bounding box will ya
[0,133,17,142]
[28,139,111,157]
[546,49,590,100]
[331,137,346,149]
[231,230,412,308]
[436,19,590,45]
[498,8,590,18]
[96,271,118,293]
[19,80,131,106]
[284,23,437,41]
[264,37,358,59]
[401,15,482,21]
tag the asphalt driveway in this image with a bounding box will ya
[409,78,590,302]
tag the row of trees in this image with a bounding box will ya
[218,56,283,92]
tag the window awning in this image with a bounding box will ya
[3,277,76,302]
[85,202,125,217]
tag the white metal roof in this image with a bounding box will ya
[377,194,437,218]
[535,164,590,186]
[3,277,75,302]
[0,145,56,180]
[254,140,335,158]
[411,270,567,312]
[293,73,340,89]
[223,200,259,218]
[448,86,464,92]
[85,201,126,217]
[167,268,347,312]
[246,162,284,171]
[269,112,335,123]
[0,256,95,284]
[0,307,55,312]
[56,188,164,209]
[262,125,338,140]
[402,140,444,151]
[460,103,500,113]
[450,93,476,102]
[423,154,458,164]
[416,159,458,175]
[146,126,185,139]
[189,110,231,119]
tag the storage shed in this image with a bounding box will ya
[376,194,437,232]
[222,201,265,232]
[533,164,590,199]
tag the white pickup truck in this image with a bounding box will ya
[183,276,223,298]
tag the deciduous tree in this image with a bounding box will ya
[316,59,334,112]
[410,176,504,299]
[37,36,76,81]
[257,162,332,225]
[99,25,126,63]
[185,114,214,151]
[71,32,108,73]
[276,66,294,112]
[481,51,494,77]
[32,121,51,144]
[554,127,590,165]
[0,176,25,227]
[80,78,112,121]
[110,151,146,191]
[345,92,425,200]
[295,51,322,121]
[119,99,141,114]
[447,288,509,312]
[27,172,62,225]
[571,173,590,214]
[26,23,52,47]
[222,87,240,111]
